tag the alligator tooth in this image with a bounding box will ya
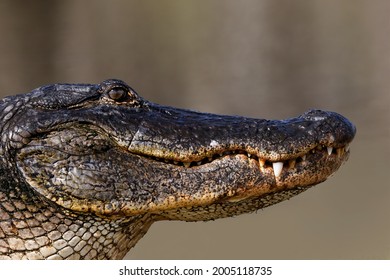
[183,162,191,168]
[259,159,266,168]
[288,159,296,169]
[272,162,283,177]
[258,158,266,172]
[345,144,350,152]
[208,157,212,162]
[301,154,306,161]
[173,161,178,165]
[197,161,202,166]
[247,153,251,158]
[327,147,333,156]
[336,147,344,157]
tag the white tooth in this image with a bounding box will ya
[327,147,333,155]
[301,154,306,161]
[272,162,283,177]
[183,162,191,168]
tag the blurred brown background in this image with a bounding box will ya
[0,0,388,259]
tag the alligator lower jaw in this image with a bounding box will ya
[117,143,350,218]
[139,144,350,179]
[158,185,312,222]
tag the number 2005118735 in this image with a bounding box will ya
[212,266,272,276]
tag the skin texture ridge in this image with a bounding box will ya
[0,79,356,259]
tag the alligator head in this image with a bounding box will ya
[0,79,355,259]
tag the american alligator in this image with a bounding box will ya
[0,79,355,259]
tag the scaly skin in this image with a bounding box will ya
[0,79,355,259]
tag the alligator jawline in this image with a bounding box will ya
[136,144,349,178]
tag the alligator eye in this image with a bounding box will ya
[107,87,128,102]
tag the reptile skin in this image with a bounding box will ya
[0,79,355,259]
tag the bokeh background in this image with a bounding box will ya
[0,0,388,259]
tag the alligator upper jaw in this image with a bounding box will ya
[122,105,355,181]
[124,105,356,164]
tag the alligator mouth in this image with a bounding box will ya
[140,144,350,178]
